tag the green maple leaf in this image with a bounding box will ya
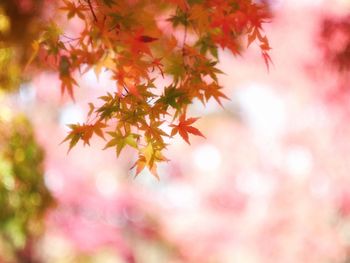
[157,86,186,109]
[104,132,139,157]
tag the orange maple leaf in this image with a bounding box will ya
[170,114,205,145]
[60,75,78,100]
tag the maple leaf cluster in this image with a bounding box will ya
[33,0,271,178]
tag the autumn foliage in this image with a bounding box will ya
[32,0,271,178]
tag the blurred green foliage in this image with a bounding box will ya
[0,111,54,261]
[0,0,44,92]
[0,2,55,261]
[0,46,21,92]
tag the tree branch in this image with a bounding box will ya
[86,0,98,22]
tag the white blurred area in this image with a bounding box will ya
[193,144,222,173]
[59,104,85,129]
[235,84,287,139]
[95,170,120,198]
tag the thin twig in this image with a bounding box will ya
[182,26,187,53]
[182,14,188,57]
[86,0,98,22]
[181,14,188,85]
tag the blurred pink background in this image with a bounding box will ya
[8,0,350,262]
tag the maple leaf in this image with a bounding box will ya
[126,29,157,56]
[131,155,148,177]
[247,27,259,47]
[60,0,87,19]
[170,114,206,145]
[61,124,82,153]
[262,51,273,72]
[156,86,186,110]
[60,75,78,100]
[131,142,168,179]
[150,58,164,77]
[189,4,210,33]
[139,120,169,145]
[94,52,115,78]
[195,35,218,58]
[58,55,78,99]
[202,82,229,106]
[93,121,107,140]
[213,32,242,56]
[104,131,140,157]
[87,102,95,118]
[165,53,186,83]
[61,121,107,153]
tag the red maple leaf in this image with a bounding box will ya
[170,114,205,145]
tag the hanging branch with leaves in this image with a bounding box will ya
[31,0,272,178]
